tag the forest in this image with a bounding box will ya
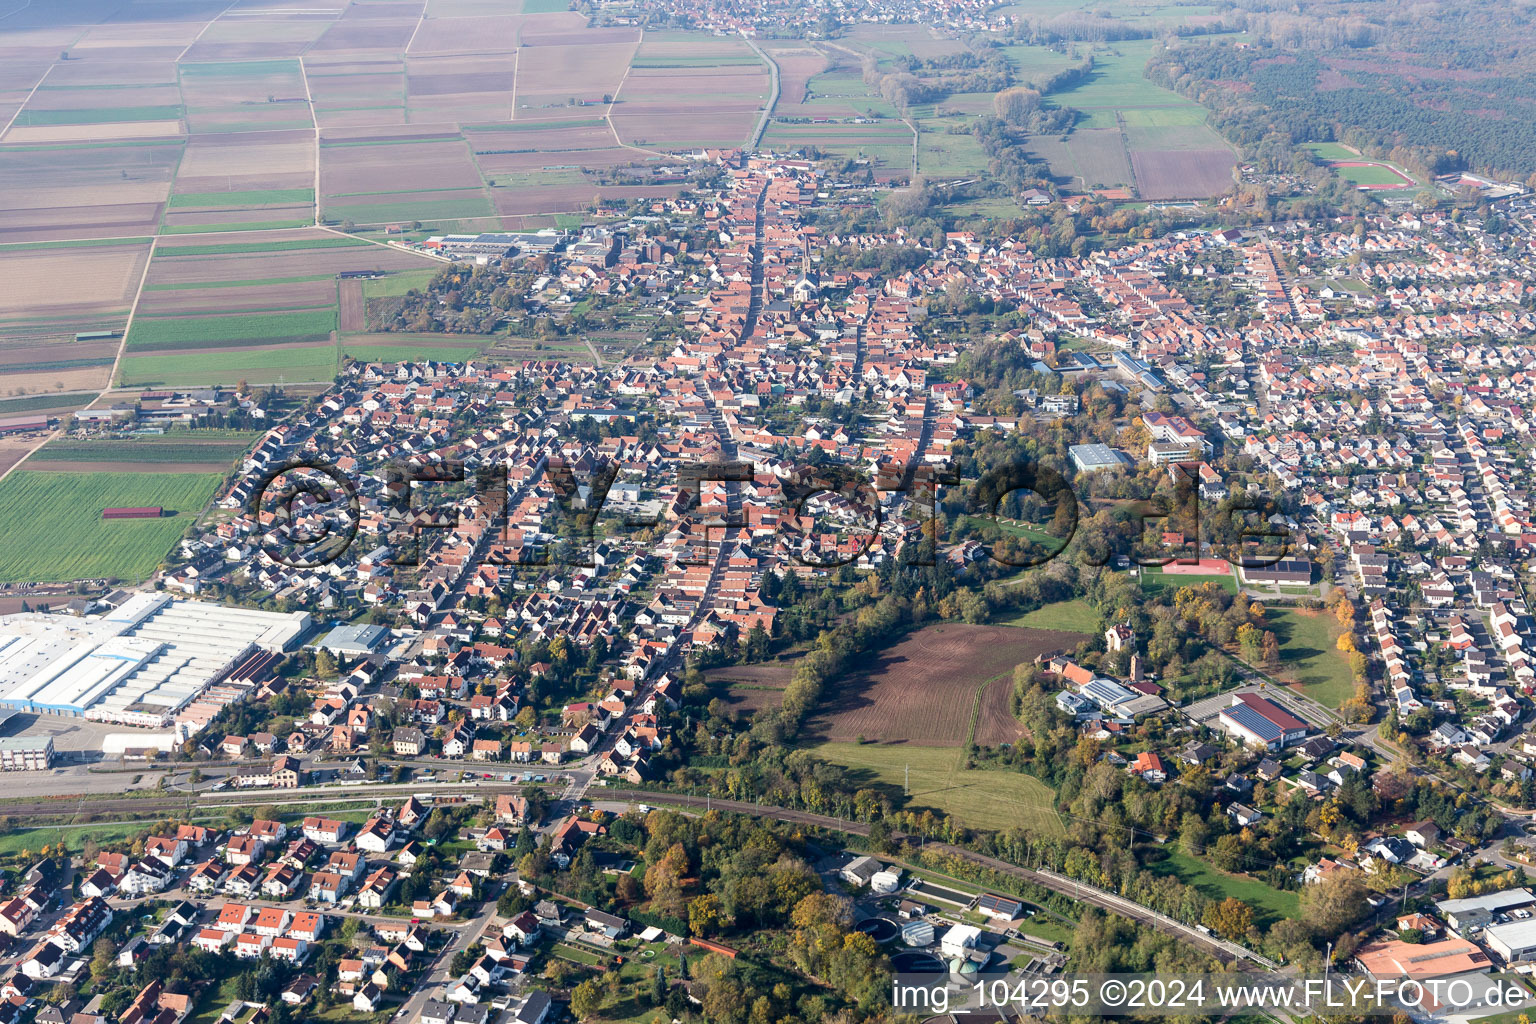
[1148,0,1536,181]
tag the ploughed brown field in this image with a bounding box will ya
[1131,149,1238,200]
[806,623,1083,747]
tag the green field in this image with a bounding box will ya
[805,742,1064,835]
[1329,161,1413,186]
[0,820,156,858]
[0,470,222,583]
[360,269,438,298]
[1146,848,1300,929]
[168,188,315,208]
[37,436,259,465]
[128,309,337,351]
[118,344,338,387]
[1303,142,1357,161]
[1267,607,1354,707]
[325,195,494,224]
[1004,599,1099,633]
[15,105,183,125]
[1141,567,1239,596]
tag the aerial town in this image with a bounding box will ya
[6,0,1536,1022]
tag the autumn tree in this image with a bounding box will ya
[1203,897,1254,939]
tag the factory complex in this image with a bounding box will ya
[0,594,308,731]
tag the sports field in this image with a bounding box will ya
[0,470,222,583]
[806,741,1065,835]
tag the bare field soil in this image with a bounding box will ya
[3,120,183,144]
[764,46,830,108]
[515,41,638,115]
[492,183,683,216]
[148,246,425,285]
[137,279,338,316]
[0,182,171,211]
[706,656,802,713]
[0,246,150,316]
[176,133,314,186]
[806,624,1083,746]
[467,123,617,153]
[975,675,1026,747]
[1026,130,1134,189]
[407,15,528,53]
[1132,149,1236,199]
[313,19,419,52]
[0,342,117,368]
[339,278,364,332]
[0,203,164,243]
[0,366,112,396]
[477,148,639,174]
[321,137,484,195]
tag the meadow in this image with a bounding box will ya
[1145,848,1300,929]
[0,470,223,583]
[1266,607,1354,707]
[806,741,1064,835]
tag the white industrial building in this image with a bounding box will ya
[0,594,308,728]
[1483,919,1536,962]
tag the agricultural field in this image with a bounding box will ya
[1006,37,1237,199]
[705,657,801,714]
[804,623,1085,747]
[1267,607,1355,708]
[118,346,340,389]
[612,34,770,150]
[27,433,261,473]
[805,741,1064,834]
[0,470,223,584]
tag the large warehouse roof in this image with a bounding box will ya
[0,598,309,724]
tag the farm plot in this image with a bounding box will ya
[181,10,338,62]
[136,278,337,316]
[118,344,338,388]
[762,121,914,179]
[30,434,260,473]
[173,131,315,194]
[406,14,529,54]
[842,24,966,60]
[1132,149,1237,200]
[612,63,770,150]
[0,141,180,242]
[1026,129,1133,190]
[406,55,518,124]
[0,243,150,324]
[805,623,1085,746]
[761,44,829,116]
[0,470,224,584]
[704,657,801,714]
[178,60,314,134]
[303,60,407,129]
[127,310,338,353]
[310,1,422,54]
[320,132,493,225]
[514,38,638,119]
